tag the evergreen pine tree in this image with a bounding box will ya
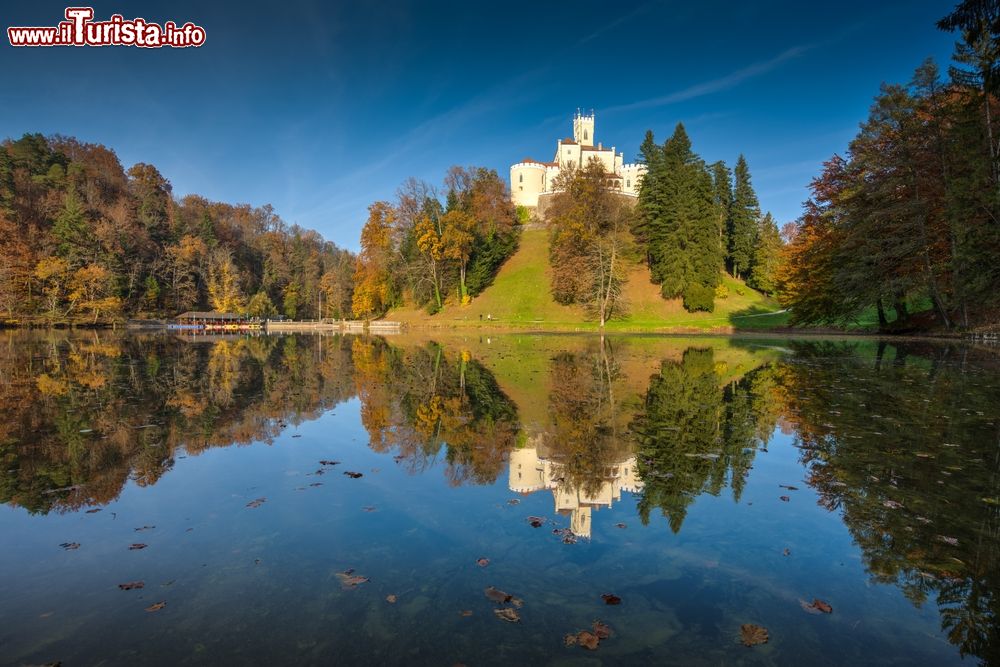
[635,123,721,311]
[634,130,663,257]
[748,212,781,295]
[53,190,88,264]
[653,124,694,297]
[710,161,733,271]
[729,155,760,280]
[685,164,722,310]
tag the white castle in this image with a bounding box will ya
[510,110,647,210]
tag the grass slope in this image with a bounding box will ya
[389,227,788,331]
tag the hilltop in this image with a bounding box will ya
[389,227,788,332]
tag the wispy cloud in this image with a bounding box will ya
[604,44,816,114]
[576,1,658,47]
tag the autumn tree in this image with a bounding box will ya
[246,291,277,318]
[548,161,634,326]
[414,212,447,311]
[440,209,476,302]
[68,264,122,323]
[34,256,71,318]
[352,201,397,319]
[206,248,245,313]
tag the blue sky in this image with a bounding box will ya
[2,1,957,250]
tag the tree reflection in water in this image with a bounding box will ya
[1,331,998,664]
[776,340,1000,664]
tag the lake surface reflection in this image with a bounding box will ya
[0,331,997,665]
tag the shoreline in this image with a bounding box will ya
[0,318,979,342]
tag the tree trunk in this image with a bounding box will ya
[431,261,442,309]
[893,294,909,323]
[876,298,888,329]
[600,242,617,328]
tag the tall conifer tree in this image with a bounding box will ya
[748,212,781,295]
[636,123,721,311]
[729,155,760,279]
[710,161,733,271]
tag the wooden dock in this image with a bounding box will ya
[264,319,403,334]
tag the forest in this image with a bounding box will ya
[0,133,355,324]
[351,167,521,318]
[778,0,1000,329]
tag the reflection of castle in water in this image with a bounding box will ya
[508,434,642,538]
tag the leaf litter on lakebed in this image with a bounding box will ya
[337,569,369,589]
[740,624,769,647]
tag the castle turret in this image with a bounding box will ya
[510,159,547,208]
[573,109,594,147]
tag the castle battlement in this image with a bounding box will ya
[510,111,647,210]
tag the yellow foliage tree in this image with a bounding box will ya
[34,256,71,318]
[68,264,122,323]
[207,248,245,313]
[439,210,476,301]
[352,202,396,319]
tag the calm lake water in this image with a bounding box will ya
[0,331,998,666]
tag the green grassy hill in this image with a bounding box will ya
[389,227,788,331]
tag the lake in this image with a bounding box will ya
[0,330,997,666]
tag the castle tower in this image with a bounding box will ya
[573,109,594,147]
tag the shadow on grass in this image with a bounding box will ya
[727,304,790,331]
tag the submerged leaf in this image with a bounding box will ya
[740,624,768,647]
[779,495,790,502]
[85,508,102,514]
[527,516,544,528]
[59,542,80,551]
[484,586,512,603]
[575,631,599,650]
[459,610,473,617]
[336,570,370,588]
[128,543,148,550]
[118,581,144,591]
[145,601,166,612]
[246,497,266,509]
[601,594,622,605]
[494,607,520,623]
[386,594,397,604]
[319,460,340,466]
[134,525,155,532]
[592,620,612,639]
[476,558,490,567]
[344,471,363,479]
[800,598,833,614]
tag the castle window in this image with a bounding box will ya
[627,179,631,188]
[519,186,523,191]
[584,129,588,140]
[519,174,523,183]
